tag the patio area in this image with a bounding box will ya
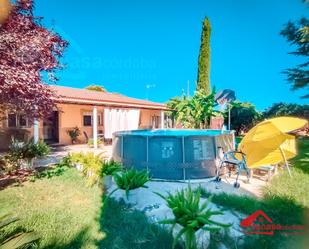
[34,144,113,167]
[33,144,267,197]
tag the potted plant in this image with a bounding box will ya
[24,140,50,168]
[108,168,149,205]
[156,186,231,249]
[69,152,106,186]
[8,139,50,169]
[66,126,81,144]
[100,159,122,189]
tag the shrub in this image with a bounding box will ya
[157,186,231,249]
[6,138,50,169]
[8,138,25,163]
[113,169,149,199]
[69,152,84,165]
[0,155,17,174]
[69,152,105,186]
[101,159,122,176]
[23,140,50,160]
[66,126,81,144]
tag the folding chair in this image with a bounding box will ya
[215,147,251,188]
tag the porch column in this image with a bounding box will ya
[33,119,39,143]
[93,106,98,149]
[161,111,164,129]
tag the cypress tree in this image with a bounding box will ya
[197,17,211,95]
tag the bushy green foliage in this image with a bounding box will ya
[35,164,69,180]
[101,160,122,176]
[263,102,309,119]
[70,152,105,186]
[167,89,219,129]
[8,138,50,160]
[197,17,211,95]
[113,169,149,198]
[0,214,40,248]
[157,186,231,249]
[66,126,81,144]
[4,139,50,170]
[25,140,51,159]
[227,100,262,135]
[280,17,309,98]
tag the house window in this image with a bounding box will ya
[19,115,28,127]
[8,114,17,127]
[83,112,103,126]
[83,114,92,126]
[7,113,30,128]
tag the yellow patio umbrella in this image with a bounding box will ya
[238,117,307,175]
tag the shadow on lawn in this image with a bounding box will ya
[199,187,309,249]
[41,227,92,249]
[96,197,181,249]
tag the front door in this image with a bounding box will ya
[43,111,59,143]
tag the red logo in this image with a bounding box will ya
[240,210,274,235]
[240,210,306,235]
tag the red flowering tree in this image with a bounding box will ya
[0,0,68,120]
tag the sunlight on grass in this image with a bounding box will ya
[199,138,309,249]
[0,168,103,249]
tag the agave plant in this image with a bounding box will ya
[0,214,39,249]
[100,160,122,176]
[156,186,231,249]
[110,168,149,200]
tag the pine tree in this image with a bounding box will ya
[280,17,309,98]
[197,17,211,95]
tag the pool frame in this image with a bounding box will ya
[112,129,235,180]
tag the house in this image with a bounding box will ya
[0,85,168,149]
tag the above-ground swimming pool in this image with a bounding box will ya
[112,129,235,180]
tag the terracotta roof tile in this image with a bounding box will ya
[50,85,168,110]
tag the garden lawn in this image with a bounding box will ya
[205,137,309,249]
[0,166,176,249]
[0,168,103,249]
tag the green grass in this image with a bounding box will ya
[0,168,103,248]
[200,137,309,249]
[98,198,178,249]
[1,138,308,249]
[0,167,175,249]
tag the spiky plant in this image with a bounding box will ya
[0,214,39,248]
[156,186,231,249]
[100,160,123,176]
[111,169,149,199]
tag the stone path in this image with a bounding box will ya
[109,179,249,248]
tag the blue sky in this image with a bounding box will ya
[36,0,308,110]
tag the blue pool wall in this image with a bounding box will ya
[112,129,235,180]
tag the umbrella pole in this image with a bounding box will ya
[279,146,291,177]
